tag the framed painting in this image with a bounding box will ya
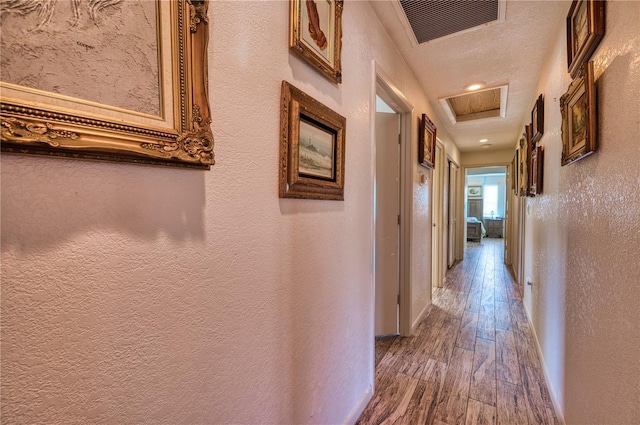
[531,94,544,144]
[468,186,483,199]
[517,129,528,197]
[0,0,214,169]
[530,146,544,196]
[419,113,436,169]
[290,0,343,84]
[566,0,605,78]
[512,154,518,196]
[279,81,346,200]
[525,124,535,196]
[560,61,597,166]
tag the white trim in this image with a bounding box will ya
[522,304,566,425]
[412,302,432,333]
[343,384,373,425]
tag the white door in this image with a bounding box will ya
[375,111,400,336]
[448,161,459,268]
[432,143,445,289]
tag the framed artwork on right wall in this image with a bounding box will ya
[531,94,544,143]
[560,61,597,166]
[566,0,605,78]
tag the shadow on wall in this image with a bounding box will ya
[1,155,207,253]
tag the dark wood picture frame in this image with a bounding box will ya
[279,81,346,200]
[560,61,597,166]
[419,113,436,169]
[525,124,535,197]
[531,94,544,143]
[530,146,544,196]
[567,0,605,78]
[512,154,518,196]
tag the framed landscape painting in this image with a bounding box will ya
[279,81,346,200]
[468,186,483,199]
[0,0,214,168]
[560,61,597,166]
[290,0,343,84]
[566,0,605,78]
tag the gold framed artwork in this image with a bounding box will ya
[279,81,346,200]
[468,186,483,199]
[289,0,343,84]
[531,94,544,144]
[0,0,214,169]
[419,113,436,169]
[560,61,597,166]
[566,0,605,78]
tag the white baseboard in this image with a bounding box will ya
[522,304,566,425]
[343,384,373,425]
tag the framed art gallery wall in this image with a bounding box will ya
[0,2,462,425]
[515,2,640,424]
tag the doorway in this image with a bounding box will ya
[431,141,445,291]
[447,159,459,268]
[374,94,400,336]
[464,166,508,254]
[372,63,413,337]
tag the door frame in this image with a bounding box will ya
[460,161,512,264]
[447,157,460,268]
[432,140,445,290]
[371,61,414,338]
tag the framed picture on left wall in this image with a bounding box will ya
[289,0,343,84]
[419,113,436,169]
[279,81,346,200]
[0,0,214,168]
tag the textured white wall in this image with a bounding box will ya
[522,2,640,423]
[0,2,459,424]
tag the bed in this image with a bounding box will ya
[466,217,486,242]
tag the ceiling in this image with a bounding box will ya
[370,0,569,152]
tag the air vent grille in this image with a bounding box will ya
[399,0,499,43]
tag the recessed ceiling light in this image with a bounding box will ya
[464,81,486,91]
[481,144,492,149]
[479,138,489,143]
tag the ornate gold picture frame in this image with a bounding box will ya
[290,0,343,84]
[279,81,346,200]
[0,0,214,169]
[419,113,436,169]
[560,61,597,166]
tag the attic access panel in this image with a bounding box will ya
[399,0,501,43]
[439,85,509,124]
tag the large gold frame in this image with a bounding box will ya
[0,0,214,169]
[279,81,346,200]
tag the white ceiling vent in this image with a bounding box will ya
[439,84,509,124]
[397,0,505,44]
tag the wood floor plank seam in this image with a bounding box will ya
[358,239,558,425]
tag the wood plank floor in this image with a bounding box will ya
[357,239,558,425]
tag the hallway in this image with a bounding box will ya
[357,239,558,425]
